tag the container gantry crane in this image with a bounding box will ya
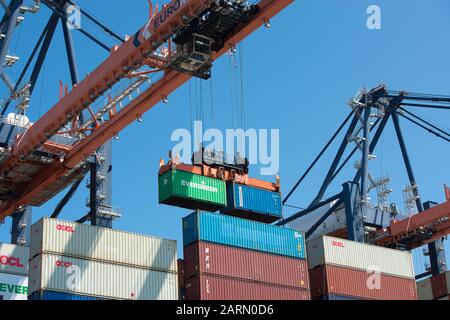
[0,0,295,219]
[280,84,450,279]
[0,0,127,233]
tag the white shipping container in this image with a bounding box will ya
[416,277,433,300]
[0,242,29,276]
[0,272,28,300]
[307,236,415,279]
[30,218,177,272]
[29,253,178,300]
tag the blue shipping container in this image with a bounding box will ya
[221,183,282,223]
[183,211,306,259]
[29,290,106,300]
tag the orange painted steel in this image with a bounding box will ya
[0,0,294,218]
[374,200,450,249]
[42,141,73,154]
[158,162,280,192]
[5,0,213,170]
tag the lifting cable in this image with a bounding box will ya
[233,48,241,128]
[200,78,204,125]
[209,77,215,128]
[228,52,235,129]
[239,40,246,129]
[188,80,193,136]
[282,110,354,205]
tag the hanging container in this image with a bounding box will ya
[159,169,227,211]
[183,211,306,259]
[220,183,282,223]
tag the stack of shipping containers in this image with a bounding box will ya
[307,236,417,300]
[28,218,178,300]
[182,211,310,300]
[0,243,29,300]
[417,271,450,300]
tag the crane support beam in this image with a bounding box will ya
[0,0,294,218]
[375,200,450,249]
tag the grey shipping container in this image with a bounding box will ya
[29,253,178,300]
[30,218,177,272]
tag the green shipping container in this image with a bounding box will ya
[158,169,227,211]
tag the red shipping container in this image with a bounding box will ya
[183,241,309,289]
[185,274,311,300]
[310,265,417,300]
[431,273,448,299]
[178,259,185,289]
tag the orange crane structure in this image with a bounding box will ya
[0,0,294,219]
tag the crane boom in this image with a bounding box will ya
[372,199,450,250]
[0,0,294,219]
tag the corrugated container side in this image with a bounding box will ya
[179,288,186,300]
[431,273,448,299]
[0,242,30,276]
[178,259,185,289]
[320,294,365,300]
[30,218,177,272]
[0,272,28,300]
[220,183,282,223]
[417,277,433,300]
[184,241,309,289]
[183,211,306,259]
[159,169,227,211]
[307,236,415,279]
[446,270,450,294]
[185,274,311,300]
[29,290,106,300]
[29,253,178,300]
[310,265,417,300]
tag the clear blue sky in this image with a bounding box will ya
[1,0,449,275]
